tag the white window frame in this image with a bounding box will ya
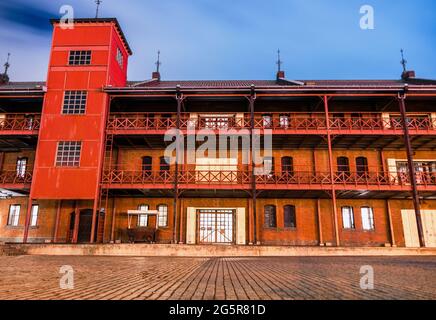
[30,205,39,227]
[361,207,375,231]
[16,157,27,178]
[7,205,20,226]
[137,205,149,227]
[116,48,124,68]
[157,205,168,227]
[342,206,355,229]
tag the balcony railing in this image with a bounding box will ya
[0,170,33,186]
[101,168,436,190]
[0,114,41,133]
[107,113,436,133]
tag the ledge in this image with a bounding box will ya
[5,244,436,257]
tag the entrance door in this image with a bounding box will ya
[198,209,234,244]
[69,209,104,243]
[401,210,420,248]
[422,211,436,247]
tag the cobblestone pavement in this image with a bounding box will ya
[0,256,435,300]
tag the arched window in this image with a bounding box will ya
[138,204,149,227]
[264,205,277,228]
[356,157,369,177]
[160,156,170,172]
[157,204,168,227]
[264,157,275,176]
[281,157,294,175]
[337,157,350,175]
[284,205,297,228]
[142,156,152,172]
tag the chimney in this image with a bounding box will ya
[401,70,416,80]
[276,70,285,80]
[152,71,161,81]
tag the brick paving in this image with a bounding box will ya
[0,255,435,300]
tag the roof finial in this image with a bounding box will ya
[95,0,102,18]
[155,50,162,73]
[276,49,283,73]
[3,53,10,76]
[400,49,407,73]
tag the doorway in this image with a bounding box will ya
[197,209,235,244]
[69,209,104,243]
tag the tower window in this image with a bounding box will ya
[63,91,87,114]
[116,48,124,68]
[69,50,91,65]
[56,142,82,167]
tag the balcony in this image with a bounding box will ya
[101,167,436,192]
[0,168,33,190]
[0,114,41,135]
[106,113,436,135]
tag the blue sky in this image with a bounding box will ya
[0,0,435,81]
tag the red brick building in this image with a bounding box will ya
[0,18,436,247]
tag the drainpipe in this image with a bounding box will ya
[173,85,182,244]
[249,85,258,244]
[398,86,425,247]
[324,96,340,247]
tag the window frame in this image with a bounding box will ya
[30,204,39,227]
[341,206,355,229]
[284,205,297,229]
[361,206,375,231]
[264,205,277,228]
[116,47,124,69]
[16,157,28,178]
[62,90,87,115]
[7,204,20,227]
[137,204,149,227]
[55,141,82,167]
[157,204,169,228]
[68,50,92,66]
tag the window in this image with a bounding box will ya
[69,50,91,65]
[337,157,350,176]
[30,205,39,227]
[281,157,294,175]
[264,157,275,177]
[56,142,82,167]
[361,207,375,231]
[342,206,355,229]
[284,205,297,228]
[138,205,149,227]
[16,157,27,178]
[157,205,168,227]
[7,205,20,226]
[160,156,170,172]
[356,157,369,177]
[280,114,290,128]
[264,205,277,228]
[63,91,87,114]
[142,156,152,172]
[116,48,124,68]
[262,114,273,128]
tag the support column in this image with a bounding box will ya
[398,92,425,247]
[173,86,182,244]
[110,198,117,243]
[317,199,324,246]
[179,198,185,244]
[72,202,80,244]
[386,200,396,247]
[53,200,62,243]
[324,95,340,246]
[22,197,33,243]
[249,85,258,244]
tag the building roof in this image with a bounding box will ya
[50,18,133,55]
[0,82,46,91]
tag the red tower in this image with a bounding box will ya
[23,18,132,242]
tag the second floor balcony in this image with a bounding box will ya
[0,114,41,135]
[106,112,436,135]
